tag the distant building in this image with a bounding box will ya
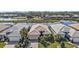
[72,14,79,18]
[64,15,70,18]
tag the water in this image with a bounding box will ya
[60,20,78,25]
[0,18,17,20]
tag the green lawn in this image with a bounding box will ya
[0,41,6,48]
[38,41,77,48]
[38,43,45,48]
[64,42,77,48]
[47,42,60,48]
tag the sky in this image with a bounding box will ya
[0,0,79,11]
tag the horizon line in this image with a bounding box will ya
[0,11,79,12]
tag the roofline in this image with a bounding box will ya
[61,22,79,31]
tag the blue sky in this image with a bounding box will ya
[0,0,79,11]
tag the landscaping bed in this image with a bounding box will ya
[0,41,6,48]
[38,41,77,48]
[38,34,77,48]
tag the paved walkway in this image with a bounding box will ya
[4,41,17,48]
[29,42,38,48]
[28,39,38,48]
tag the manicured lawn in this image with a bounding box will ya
[64,42,77,48]
[0,41,6,48]
[38,41,77,48]
[38,41,60,48]
[38,43,45,48]
[47,42,60,48]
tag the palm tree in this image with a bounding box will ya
[61,42,65,48]
[19,27,30,48]
[20,27,28,38]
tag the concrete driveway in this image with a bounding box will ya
[4,41,17,48]
[28,39,38,48]
[28,42,38,48]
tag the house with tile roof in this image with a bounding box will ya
[50,23,70,37]
[68,23,79,42]
[28,24,51,39]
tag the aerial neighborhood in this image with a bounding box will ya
[0,11,79,48]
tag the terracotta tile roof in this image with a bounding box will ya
[70,23,79,30]
[28,24,51,35]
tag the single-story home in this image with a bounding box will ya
[28,24,51,39]
[50,22,79,42]
[50,23,70,37]
[0,24,11,32]
[68,23,79,42]
[5,23,29,41]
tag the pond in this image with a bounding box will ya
[0,18,17,20]
[60,20,78,25]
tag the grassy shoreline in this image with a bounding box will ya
[0,18,79,23]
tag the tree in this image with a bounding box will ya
[27,15,33,20]
[20,27,28,38]
[4,36,9,42]
[19,37,24,44]
[18,27,30,48]
[54,34,65,43]
[39,34,53,47]
[23,39,30,48]
[39,31,45,37]
[28,26,31,31]
[47,34,54,43]
[61,42,65,48]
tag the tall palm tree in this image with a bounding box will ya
[20,27,28,38]
[19,27,29,48]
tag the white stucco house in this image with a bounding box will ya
[2,23,29,41]
[50,23,70,37]
[68,23,79,42]
[7,30,21,41]
[0,23,13,40]
[50,23,79,42]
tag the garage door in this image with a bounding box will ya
[28,35,39,40]
[8,36,21,41]
[73,38,79,42]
